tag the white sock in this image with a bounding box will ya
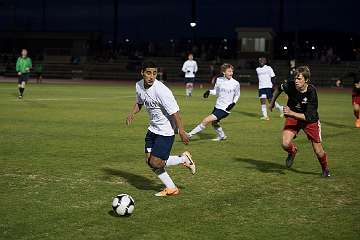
[261,104,268,117]
[189,84,193,96]
[186,88,189,96]
[214,127,225,138]
[275,102,283,111]
[166,155,185,166]
[189,123,206,136]
[189,88,193,96]
[157,171,176,189]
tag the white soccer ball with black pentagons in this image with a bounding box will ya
[112,194,135,216]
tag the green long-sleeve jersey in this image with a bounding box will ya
[16,57,32,74]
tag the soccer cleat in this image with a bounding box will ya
[285,147,298,168]
[18,95,23,99]
[154,187,180,197]
[260,116,270,121]
[355,119,360,128]
[182,151,196,175]
[211,135,227,141]
[322,168,331,177]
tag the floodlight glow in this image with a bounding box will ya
[283,46,288,50]
[190,22,197,28]
[311,46,315,50]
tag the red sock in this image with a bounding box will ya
[285,142,297,154]
[318,152,328,170]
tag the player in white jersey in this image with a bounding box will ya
[256,57,283,120]
[126,62,196,197]
[182,53,198,97]
[188,63,240,141]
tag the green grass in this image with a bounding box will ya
[0,82,359,240]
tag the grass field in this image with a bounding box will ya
[0,82,359,240]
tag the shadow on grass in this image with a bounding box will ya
[321,120,353,129]
[102,167,162,191]
[107,210,131,218]
[190,132,216,142]
[232,110,258,118]
[234,157,318,175]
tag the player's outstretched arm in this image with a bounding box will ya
[126,102,143,125]
[171,111,189,145]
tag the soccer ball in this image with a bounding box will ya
[112,194,135,216]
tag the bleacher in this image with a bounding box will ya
[1,55,359,87]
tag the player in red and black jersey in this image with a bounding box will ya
[338,70,360,127]
[353,77,360,127]
[269,66,330,177]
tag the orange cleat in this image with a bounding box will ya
[356,119,360,128]
[154,188,180,197]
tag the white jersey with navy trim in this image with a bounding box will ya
[136,79,179,136]
[256,65,275,89]
[209,77,240,113]
[182,60,198,78]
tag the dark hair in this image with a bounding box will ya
[295,66,311,82]
[141,61,157,71]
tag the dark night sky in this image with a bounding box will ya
[0,0,358,41]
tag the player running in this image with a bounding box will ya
[256,57,283,120]
[126,62,196,197]
[182,53,198,97]
[16,49,32,99]
[187,63,240,141]
[338,70,360,128]
[352,75,360,128]
[269,66,330,177]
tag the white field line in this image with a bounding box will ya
[8,96,134,101]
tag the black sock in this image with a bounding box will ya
[20,88,24,96]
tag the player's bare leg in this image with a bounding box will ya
[311,141,330,177]
[185,83,192,97]
[18,81,26,99]
[353,103,360,128]
[188,82,194,96]
[146,154,179,197]
[282,130,298,168]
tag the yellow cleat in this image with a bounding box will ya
[154,188,180,197]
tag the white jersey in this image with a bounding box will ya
[256,65,275,89]
[136,79,179,136]
[209,77,240,113]
[182,60,198,78]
